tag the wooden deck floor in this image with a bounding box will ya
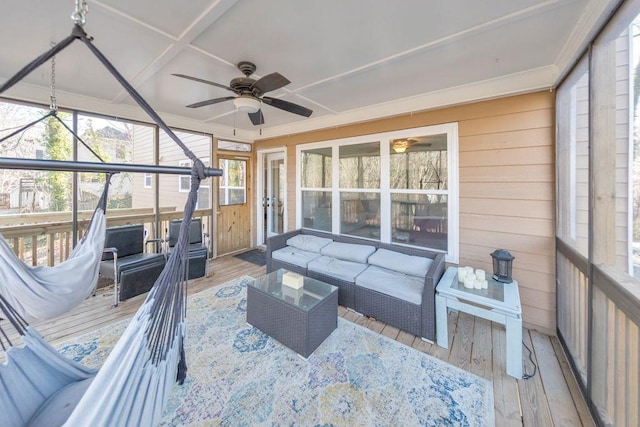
[24,255,593,426]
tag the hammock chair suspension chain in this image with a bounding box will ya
[49,42,57,113]
[71,0,89,27]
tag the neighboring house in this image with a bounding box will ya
[132,129,212,212]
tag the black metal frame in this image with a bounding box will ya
[0,156,221,177]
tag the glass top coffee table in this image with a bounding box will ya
[246,269,338,358]
[435,266,523,378]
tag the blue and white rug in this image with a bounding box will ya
[59,276,495,426]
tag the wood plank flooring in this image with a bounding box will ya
[10,255,594,426]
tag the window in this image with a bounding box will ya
[178,159,191,192]
[389,135,448,250]
[217,140,251,152]
[144,173,152,189]
[298,124,458,260]
[219,158,246,205]
[339,142,380,238]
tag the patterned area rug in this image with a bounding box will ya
[58,276,494,426]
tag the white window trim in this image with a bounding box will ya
[296,123,459,263]
[143,173,152,189]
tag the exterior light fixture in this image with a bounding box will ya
[233,95,260,113]
[491,249,514,283]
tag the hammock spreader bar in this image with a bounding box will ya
[0,157,222,177]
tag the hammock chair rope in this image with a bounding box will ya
[0,8,214,425]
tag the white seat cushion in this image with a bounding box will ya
[355,265,424,305]
[367,248,433,277]
[286,234,333,253]
[271,246,322,268]
[308,256,369,282]
[320,242,376,263]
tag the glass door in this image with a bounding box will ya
[266,152,284,238]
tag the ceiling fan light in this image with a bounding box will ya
[393,146,407,153]
[392,140,409,153]
[233,95,260,113]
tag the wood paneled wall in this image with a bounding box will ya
[255,91,556,334]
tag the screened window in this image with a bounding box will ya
[556,58,589,257]
[144,173,152,188]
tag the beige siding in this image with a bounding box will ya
[256,91,556,334]
[131,125,155,209]
[157,131,212,213]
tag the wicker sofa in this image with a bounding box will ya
[266,228,446,341]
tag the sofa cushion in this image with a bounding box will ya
[271,246,322,268]
[308,255,369,282]
[320,242,376,263]
[286,234,333,253]
[355,265,424,305]
[367,248,433,277]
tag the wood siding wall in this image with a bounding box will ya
[255,91,556,333]
[131,125,155,209]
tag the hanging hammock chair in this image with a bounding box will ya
[0,48,117,323]
[0,4,220,424]
[0,176,110,322]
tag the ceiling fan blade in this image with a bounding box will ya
[248,109,264,126]
[173,74,237,93]
[262,96,312,117]
[252,72,290,94]
[186,96,235,108]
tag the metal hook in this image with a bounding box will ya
[71,0,89,27]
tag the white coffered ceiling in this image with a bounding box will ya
[0,0,618,141]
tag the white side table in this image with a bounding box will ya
[435,266,523,379]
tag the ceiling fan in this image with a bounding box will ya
[173,61,313,126]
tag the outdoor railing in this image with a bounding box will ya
[556,237,640,426]
[0,207,212,266]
